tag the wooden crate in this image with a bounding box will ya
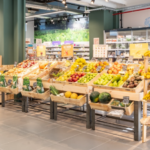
[111,99,134,116]
[93,75,143,93]
[89,99,113,111]
[0,86,12,93]
[9,88,20,95]
[33,90,50,100]
[94,88,143,101]
[21,90,35,98]
[50,94,86,106]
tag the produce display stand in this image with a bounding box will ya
[140,57,150,142]
[89,84,143,141]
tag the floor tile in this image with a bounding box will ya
[0,135,54,150]
[39,143,73,150]
[38,126,81,143]
[92,140,142,150]
[0,128,31,146]
[60,133,110,150]
[18,122,59,134]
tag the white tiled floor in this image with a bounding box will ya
[0,102,150,150]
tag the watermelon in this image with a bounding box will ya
[99,92,111,104]
[90,91,100,103]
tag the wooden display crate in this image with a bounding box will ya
[9,88,19,95]
[93,75,143,93]
[21,89,50,100]
[111,99,134,116]
[50,94,86,106]
[89,99,113,111]
[0,86,12,93]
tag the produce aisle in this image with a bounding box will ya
[0,57,146,142]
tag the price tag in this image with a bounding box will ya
[105,65,110,70]
[67,57,72,60]
[96,66,101,72]
[46,63,51,68]
[33,82,37,89]
[8,79,12,86]
[123,96,129,104]
[14,62,17,67]
[75,65,79,71]
[122,65,127,71]
[27,62,31,68]
[134,66,139,73]
[82,66,87,70]
[128,56,133,63]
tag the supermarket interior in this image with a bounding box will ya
[1,0,150,149]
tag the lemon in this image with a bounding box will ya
[65,91,72,98]
[77,95,83,99]
[71,93,78,99]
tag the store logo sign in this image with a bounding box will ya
[145,17,150,27]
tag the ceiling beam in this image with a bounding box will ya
[110,0,126,5]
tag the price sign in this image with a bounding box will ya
[122,65,127,71]
[14,62,17,67]
[82,66,87,70]
[33,82,37,89]
[8,79,12,86]
[96,66,101,72]
[105,65,110,70]
[128,56,133,63]
[67,57,72,60]
[46,63,51,68]
[75,65,79,71]
[123,96,129,104]
[134,66,139,73]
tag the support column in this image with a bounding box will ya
[2,92,5,107]
[0,0,25,65]
[134,101,141,141]
[86,94,91,129]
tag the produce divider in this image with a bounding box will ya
[0,58,146,141]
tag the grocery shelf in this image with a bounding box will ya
[73,50,89,52]
[74,53,89,55]
[108,49,130,51]
[46,53,61,55]
[106,41,150,44]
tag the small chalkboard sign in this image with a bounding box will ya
[33,82,37,89]
[123,96,129,104]
[96,66,101,72]
[105,65,110,70]
[122,65,127,71]
[8,79,12,86]
[82,66,87,70]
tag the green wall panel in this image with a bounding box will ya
[0,0,25,65]
[89,10,119,59]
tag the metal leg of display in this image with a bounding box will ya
[91,109,95,130]
[2,92,5,107]
[50,99,54,119]
[134,101,141,141]
[24,97,29,113]
[22,99,25,112]
[54,102,57,120]
[86,94,91,129]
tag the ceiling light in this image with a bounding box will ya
[91,0,95,4]
[65,3,67,8]
[77,6,80,9]
[62,0,66,4]
[105,0,109,2]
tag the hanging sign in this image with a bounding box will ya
[52,41,61,46]
[61,45,73,57]
[27,47,34,54]
[37,45,46,57]
[64,41,74,45]
[93,45,108,58]
[94,38,99,45]
[36,39,42,45]
[130,43,148,58]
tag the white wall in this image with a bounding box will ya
[26,18,34,44]
[123,9,150,28]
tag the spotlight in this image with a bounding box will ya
[105,0,109,2]
[91,0,95,4]
[83,13,85,17]
[62,0,66,4]
[78,18,80,21]
[86,13,89,17]
[77,6,80,9]
[65,3,67,8]
[26,21,28,24]
[51,19,53,22]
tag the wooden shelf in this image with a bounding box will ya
[140,117,150,126]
